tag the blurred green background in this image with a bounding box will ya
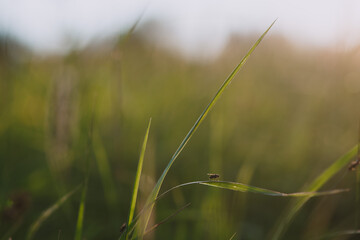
[1,24,360,240]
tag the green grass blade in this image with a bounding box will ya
[157,181,347,198]
[93,130,118,207]
[128,119,152,228]
[26,185,80,240]
[74,147,91,240]
[129,203,190,240]
[315,229,360,240]
[229,232,237,240]
[74,102,95,240]
[124,177,346,238]
[142,203,191,237]
[198,181,347,197]
[271,145,358,240]
[74,178,88,240]
[140,20,276,237]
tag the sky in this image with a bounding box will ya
[0,0,359,57]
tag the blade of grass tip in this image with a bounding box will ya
[125,119,151,239]
[119,6,147,47]
[271,145,358,240]
[26,185,81,240]
[140,20,277,237]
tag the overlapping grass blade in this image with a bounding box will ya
[139,20,277,237]
[26,185,80,240]
[271,145,358,240]
[125,119,151,239]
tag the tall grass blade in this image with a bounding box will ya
[26,185,80,240]
[140,20,277,237]
[271,145,358,240]
[93,130,118,206]
[74,177,88,240]
[74,98,96,240]
[126,119,152,238]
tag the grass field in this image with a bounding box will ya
[1,22,360,239]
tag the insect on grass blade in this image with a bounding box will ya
[139,20,277,238]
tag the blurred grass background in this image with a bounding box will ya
[1,23,360,239]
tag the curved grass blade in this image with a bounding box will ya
[26,185,81,240]
[314,229,360,240]
[125,119,151,239]
[157,181,347,198]
[198,181,347,197]
[124,179,347,238]
[271,145,358,240]
[139,20,277,237]
[127,180,348,238]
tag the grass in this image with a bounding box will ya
[123,119,151,240]
[136,20,277,239]
[1,17,360,240]
[26,186,81,240]
[271,145,358,240]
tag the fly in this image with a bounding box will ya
[207,173,220,180]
